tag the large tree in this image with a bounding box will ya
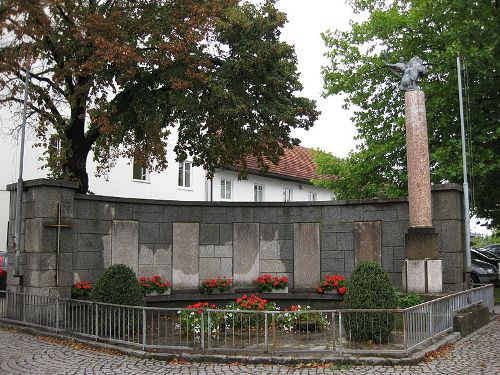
[0,0,318,192]
[320,0,500,228]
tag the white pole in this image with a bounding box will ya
[457,57,471,272]
[13,67,30,277]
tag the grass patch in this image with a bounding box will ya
[494,287,500,304]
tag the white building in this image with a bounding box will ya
[0,127,335,248]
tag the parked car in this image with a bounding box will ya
[470,258,498,285]
[0,251,7,290]
[471,248,500,269]
[479,244,500,259]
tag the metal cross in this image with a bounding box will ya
[44,203,72,286]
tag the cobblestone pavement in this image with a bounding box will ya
[0,317,499,375]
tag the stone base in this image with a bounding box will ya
[204,289,230,295]
[405,227,439,259]
[453,304,490,337]
[147,289,171,296]
[269,286,288,294]
[324,289,338,295]
[402,259,442,293]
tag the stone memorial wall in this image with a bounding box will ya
[6,179,465,297]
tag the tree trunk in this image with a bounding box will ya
[65,146,90,193]
[64,90,94,193]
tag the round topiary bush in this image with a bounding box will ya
[343,262,398,343]
[90,264,145,307]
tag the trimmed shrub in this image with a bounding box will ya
[343,262,398,343]
[90,264,145,307]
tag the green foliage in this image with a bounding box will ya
[90,265,145,307]
[472,234,500,248]
[312,149,406,199]
[321,0,500,229]
[343,262,398,343]
[398,294,424,308]
[0,0,318,193]
[71,281,92,300]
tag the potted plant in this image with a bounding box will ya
[255,274,289,293]
[316,275,347,295]
[71,281,92,300]
[201,276,232,294]
[138,275,171,296]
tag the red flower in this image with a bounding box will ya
[338,286,347,295]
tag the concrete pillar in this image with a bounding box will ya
[403,91,442,293]
[405,90,432,228]
[6,179,78,297]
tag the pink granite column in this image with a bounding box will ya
[405,90,432,228]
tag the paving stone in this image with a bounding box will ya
[1,317,499,374]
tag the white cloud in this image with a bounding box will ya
[275,0,357,157]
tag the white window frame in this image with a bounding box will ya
[283,188,293,202]
[308,192,317,202]
[51,137,61,152]
[221,179,232,200]
[178,161,192,188]
[254,184,264,202]
[132,161,149,182]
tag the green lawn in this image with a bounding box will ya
[495,287,500,304]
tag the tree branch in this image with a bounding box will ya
[56,4,75,26]
[0,96,60,127]
[20,68,65,96]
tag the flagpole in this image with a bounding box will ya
[457,56,471,273]
[13,67,30,279]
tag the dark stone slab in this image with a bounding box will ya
[432,190,462,221]
[177,206,201,222]
[405,227,440,259]
[219,224,233,244]
[200,223,220,245]
[90,201,115,220]
[254,207,278,223]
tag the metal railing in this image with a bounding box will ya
[0,284,494,356]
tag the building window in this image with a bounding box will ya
[283,188,293,202]
[221,179,232,200]
[309,192,317,202]
[50,136,61,153]
[254,184,264,202]
[133,161,148,181]
[178,161,192,188]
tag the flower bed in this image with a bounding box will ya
[139,276,171,295]
[316,275,347,295]
[255,274,288,292]
[178,295,336,334]
[179,302,220,336]
[230,294,277,311]
[201,276,232,293]
[278,305,330,332]
[71,281,92,299]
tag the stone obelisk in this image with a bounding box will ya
[386,56,442,293]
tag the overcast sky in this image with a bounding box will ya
[275,0,357,157]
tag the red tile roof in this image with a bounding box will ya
[243,146,337,183]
